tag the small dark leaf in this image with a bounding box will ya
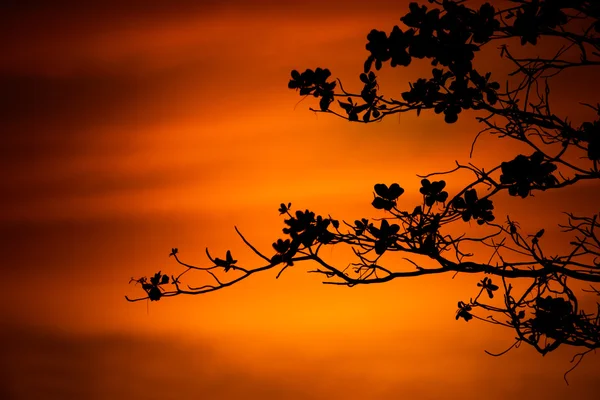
[150,272,161,286]
[388,183,405,199]
[372,197,395,211]
[456,302,473,322]
[363,109,372,122]
[374,240,387,255]
[338,101,353,113]
[278,203,290,215]
[535,229,545,239]
[148,287,162,301]
[364,56,374,73]
[319,96,332,111]
[226,250,236,264]
[374,183,389,198]
[444,110,458,123]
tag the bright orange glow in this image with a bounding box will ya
[2,1,599,398]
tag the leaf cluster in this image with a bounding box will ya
[271,209,339,266]
[130,272,170,301]
[452,189,494,225]
[499,152,558,198]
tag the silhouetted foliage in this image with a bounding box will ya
[129,0,600,381]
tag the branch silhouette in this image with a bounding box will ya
[128,0,600,381]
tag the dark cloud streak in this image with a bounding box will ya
[0,326,324,400]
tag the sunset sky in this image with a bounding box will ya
[1,1,599,398]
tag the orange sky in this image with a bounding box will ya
[1,1,599,398]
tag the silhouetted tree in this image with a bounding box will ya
[129,0,600,379]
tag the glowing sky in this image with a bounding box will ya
[1,1,599,398]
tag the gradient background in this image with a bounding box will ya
[1,1,599,398]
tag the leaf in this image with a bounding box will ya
[374,240,387,255]
[486,90,498,105]
[161,274,169,285]
[364,55,374,73]
[319,96,331,111]
[363,109,371,122]
[379,219,390,232]
[465,189,478,204]
[169,248,178,257]
[148,287,162,301]
[452,197,466,209]
[372,197,395,211]
[534,229,545,239]
[271,254,283,265]
[354,104,370,114]
[150,272,161,286]
[388,183,405,199]
[214,258,226,267]
[278,203,290,215]
[457,310,473,321]
[444,110,458,123]
[456,301,473,321]
[272,239,291,254]
[374,183,389,198]
[434,102,446,114]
